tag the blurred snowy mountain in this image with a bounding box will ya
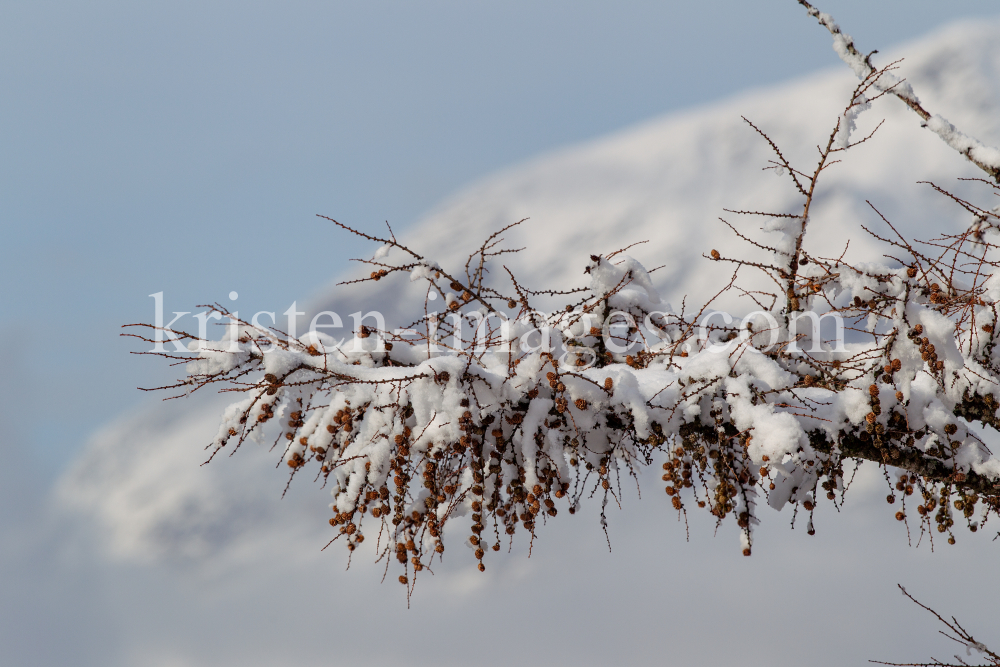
[44,20,1000,667]
[307,17,1000,317]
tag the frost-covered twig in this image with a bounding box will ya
[870,585,999,666]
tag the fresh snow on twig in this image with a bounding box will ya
[801,0,1000,177]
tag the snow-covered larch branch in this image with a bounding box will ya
[127,8,1000,595]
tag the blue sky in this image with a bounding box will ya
[1,0,996,478]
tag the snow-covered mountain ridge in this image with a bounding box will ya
[308,17,1000,317]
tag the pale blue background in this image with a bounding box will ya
[1,2,997,665]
